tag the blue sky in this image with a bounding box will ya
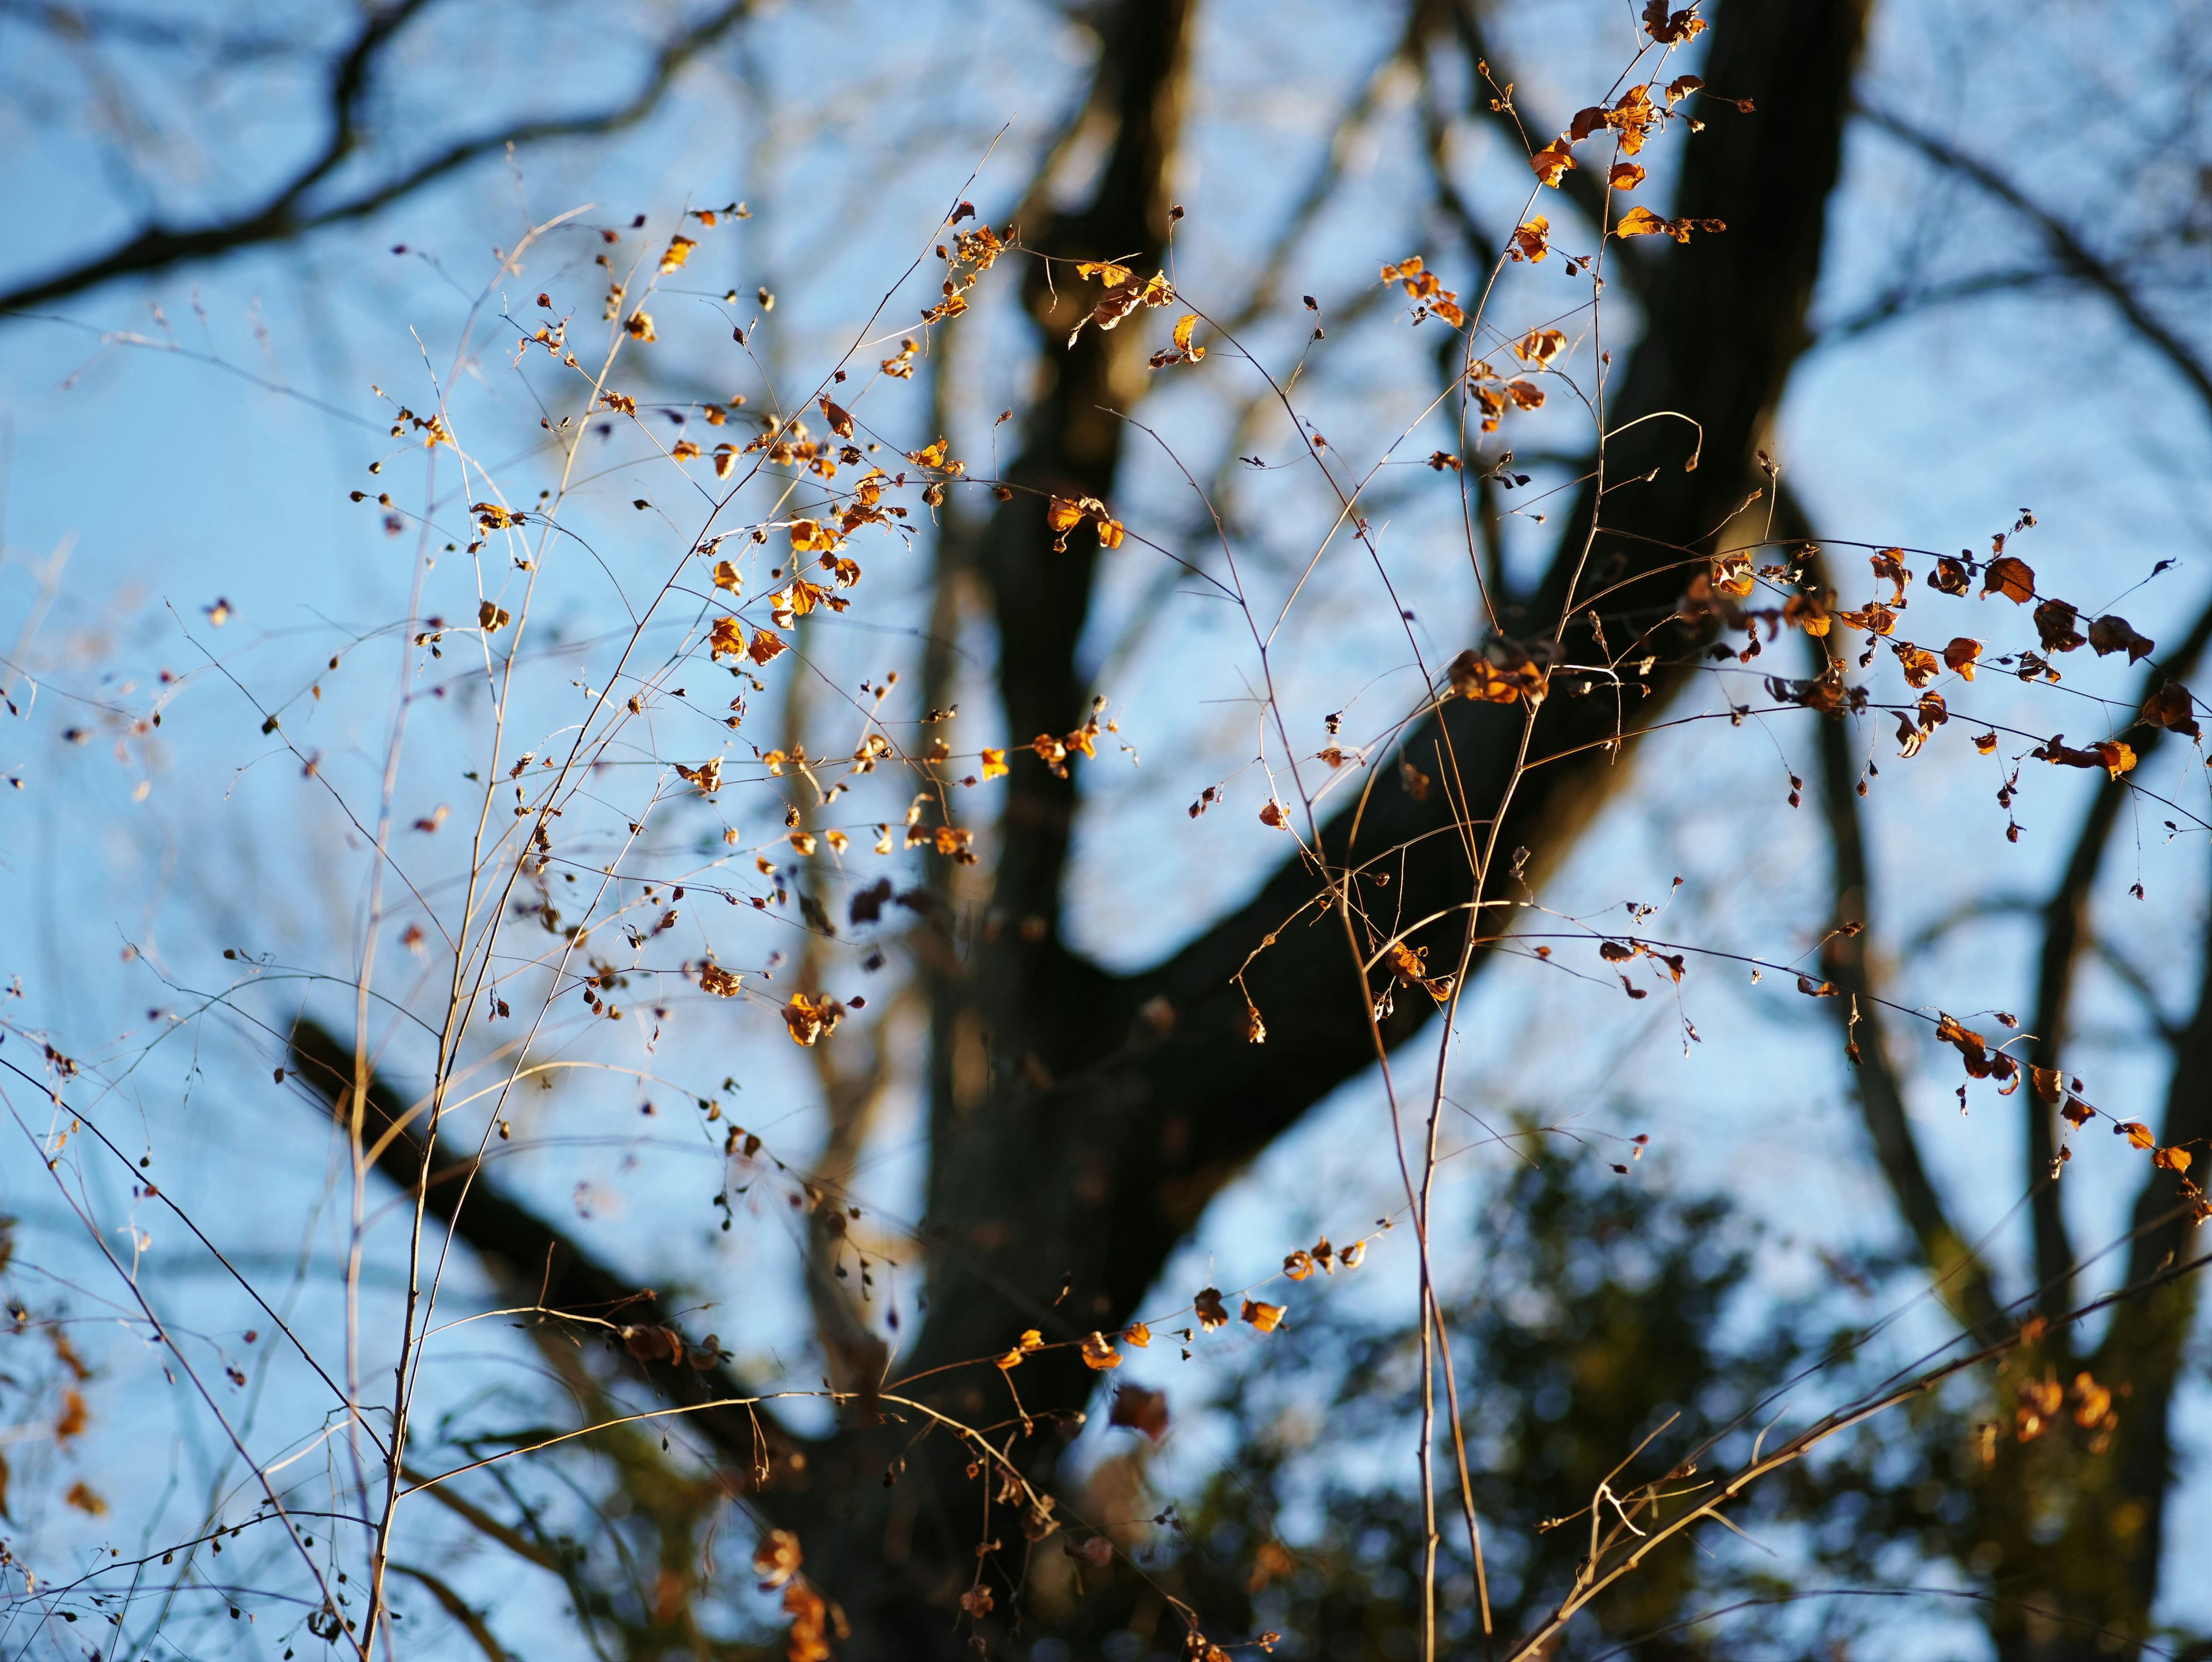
[5,0,2211,1655]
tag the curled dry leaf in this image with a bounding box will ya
[674,757,722,794]
[1530,141,1576,187]
[1080,1331,1122,1370]
[1615,207,1725,243]
[781,992,844,1047]
[1513,327,1567,368]
[2033,735,2136,779]
[1643,0,1707,43]
[2142,682,2200,739]
[1242,1299,1286,1332]
[2087,614,2155,662]
[2034,599,2085,654]
[1193,1287,1230,1329]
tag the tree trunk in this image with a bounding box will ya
[894,0,1873,1592]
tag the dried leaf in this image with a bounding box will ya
[1642,0,1707,43]
[1241,1299,1286,1333]
[1530,141,1576,187]
[1080,1331,1122,1370]
[1109,1382,1169,1441]
[1194,1287,1230,1330]
[781,992,844,1047]
[1513,328,1567,368]
[2142,682,2199,739]
[1982,555,2036,603]
[2033,599,2085,654]
[2088,614,2155,662]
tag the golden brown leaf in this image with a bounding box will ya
[1530,141,1576,187]
[1509,215,1551,263]
[1242,1299,1286,1333]
[781,993,844,1047]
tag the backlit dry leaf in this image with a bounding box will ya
[781,992,843,1046]
[1241,1299,1286,1333]
[1530,141,1576,187]
[1982,555,2035,603]
[1513,327,1567,368]
[1080,1331,1122,1370]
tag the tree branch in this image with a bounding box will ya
[1857,103,2212,425]
[0,0,755,316]
[285,1020,790,1475]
